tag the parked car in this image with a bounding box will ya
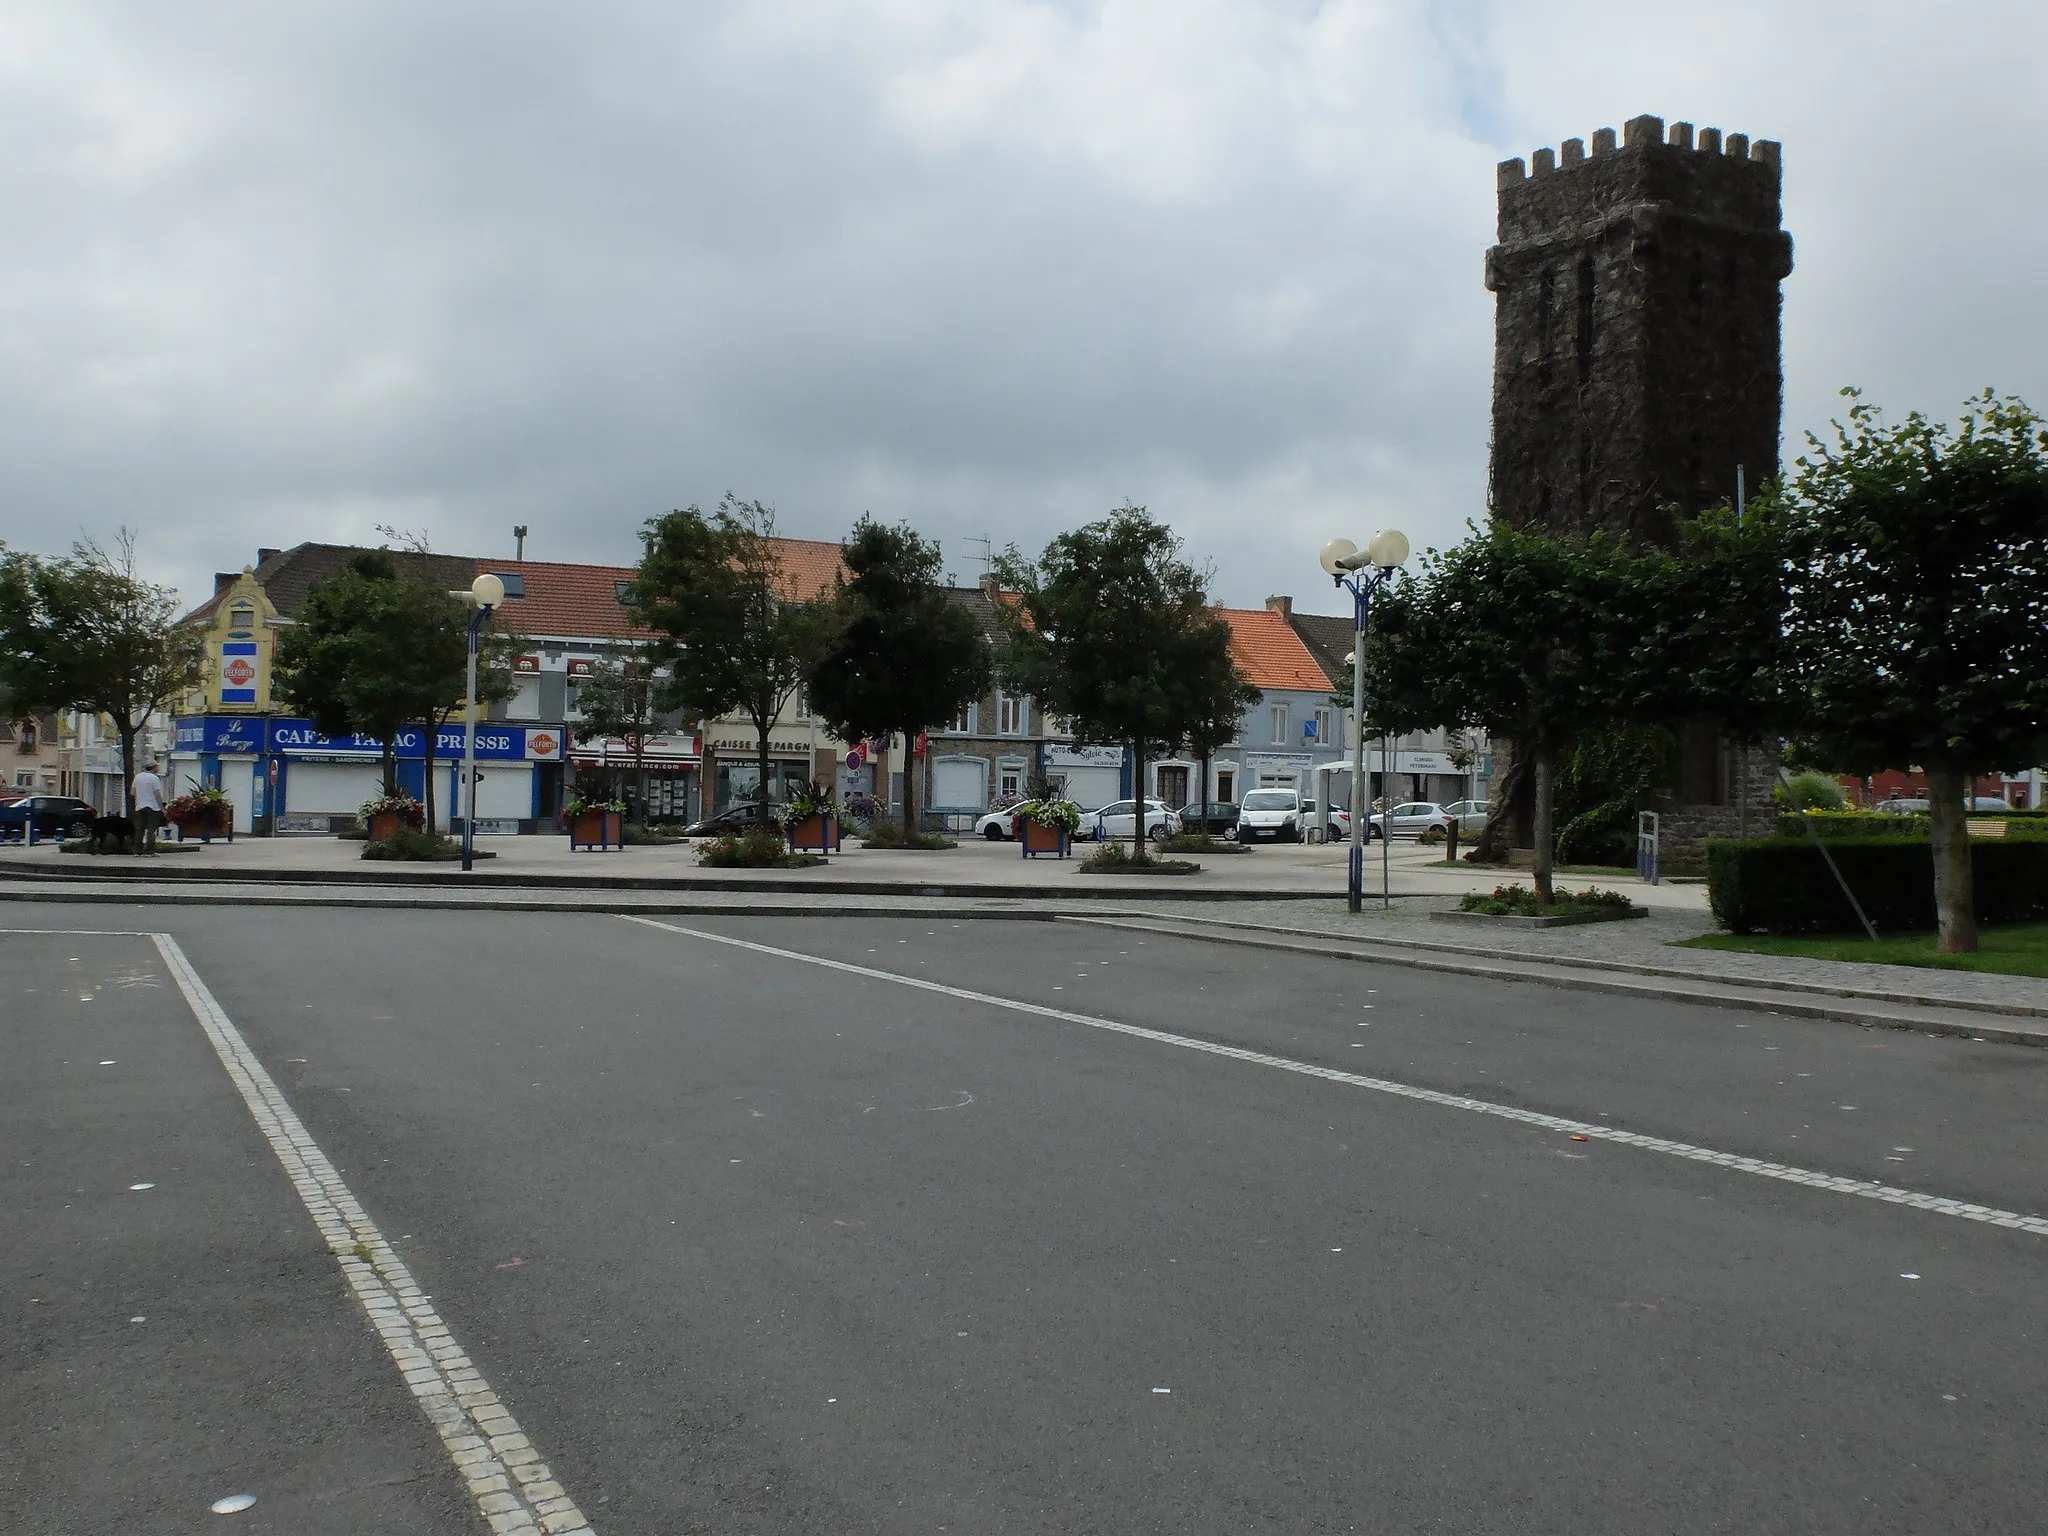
[1176,800,1239,837]
[681,802,775,837]
[1871,798,1929,814]
[1369,801,1454,840]
[0,794,97,842]
[1090,799,1180,843]
[1968,796,2016,812]
[1237,788,1306,843]
[1440,798,1490,834]
[1300,799,1354,841]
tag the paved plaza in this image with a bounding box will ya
[6,899,2045,1532]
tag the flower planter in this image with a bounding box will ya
[366,810,403,843]
[172,814,233,844]
[1020,820,1071,859]
[568,809,624,850]
[784,813,840,853]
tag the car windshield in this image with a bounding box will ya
[1242,791,1296,810]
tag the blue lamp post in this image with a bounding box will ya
[1320,530,1409,913]
[453,573,504,871]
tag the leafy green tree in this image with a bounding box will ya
[272,551,470,798]
[806,517,990,837]
[1777,389,2048,952]
[1365,524,1645,901]
[631,496,833,812]
[1173,619,1258,837]
[0,532,204,814]
[572,654,660,826]
[996,506,1225,859]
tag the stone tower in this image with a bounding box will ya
[1484,114,1793,542]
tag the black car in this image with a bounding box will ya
[681,802,774,837]
[0,794,97,842]
[1176,800,1239,836]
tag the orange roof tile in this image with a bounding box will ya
[472,537,847,644]
[470,557,648,642]
[1217,607,1333,693]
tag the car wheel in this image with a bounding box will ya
[983,824,1004,841]
[67,819,92,841]
[1148,823,1169,843]
[1420,825,1446,845]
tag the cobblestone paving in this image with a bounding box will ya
[1123,895,2048,1017]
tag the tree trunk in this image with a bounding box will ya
[901,729,919,838]
[1471,742,1528,863]
[113,718,137,816]
[381,744,398,800]
[1131,740,1146,860]
[1199,747,1211,840]
[424,732,438,835]
[1531,747,1554,906]
[637,751,649,829]
[756,709,772,820]
[1926,763,1978,954]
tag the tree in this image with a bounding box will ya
[0,532,204,814]
[572,654,659,826]
[807,517,991,837]
[1777,389,2048,953]
[631,496,833,813]
[996,506,1224,859]
[1173,618,1258,838]
[1365,524,1646,902]
[272,551,470,798]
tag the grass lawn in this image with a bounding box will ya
[1680,922,2048,978]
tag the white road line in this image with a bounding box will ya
[150,933,596,1536]
[621,915,2048,1239]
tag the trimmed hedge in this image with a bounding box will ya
[1776,810,2048,840]
[1708,837,2048,934]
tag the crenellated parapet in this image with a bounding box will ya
[1497,114,1780,189]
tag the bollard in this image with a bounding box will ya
[1444,820,1459,863]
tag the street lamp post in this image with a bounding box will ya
[452,573,505,872]
[1319,530,1410,913]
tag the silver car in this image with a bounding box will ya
[1440,799,1490,834]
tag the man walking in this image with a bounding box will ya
[132,760,167,854]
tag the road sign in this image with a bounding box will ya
[846,744,866,770]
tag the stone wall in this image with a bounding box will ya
[1485,113,1793,542]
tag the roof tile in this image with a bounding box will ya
[1218,607,1333,693]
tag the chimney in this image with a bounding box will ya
[256,548,280,565]
[1265,595,1293,619]
[214,573,237,594]
[979,572,1001,598]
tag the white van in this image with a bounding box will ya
[1238,788,1303,843]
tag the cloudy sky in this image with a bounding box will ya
[3,1,2043,617]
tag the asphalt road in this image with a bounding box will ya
[5,899,2045,1533]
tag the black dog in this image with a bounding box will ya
[89,813,135,853]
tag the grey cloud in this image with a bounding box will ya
[0,1,2041,620]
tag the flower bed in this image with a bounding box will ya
[360,792,426,843]
[697,828,826,869]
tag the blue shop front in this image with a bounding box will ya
[171,716,570,835]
